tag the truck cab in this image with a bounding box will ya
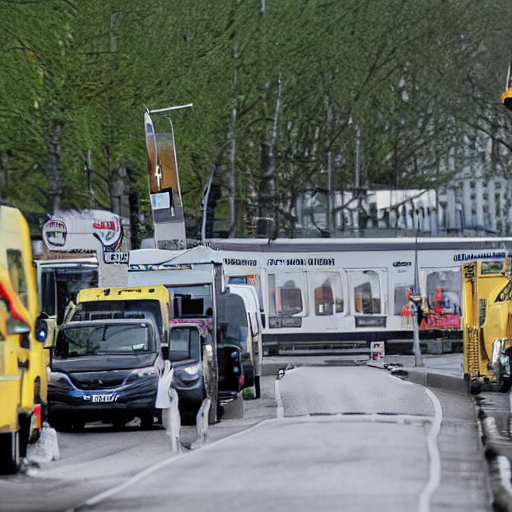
[128,245,247,423]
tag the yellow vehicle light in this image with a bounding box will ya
[501,88,512,110]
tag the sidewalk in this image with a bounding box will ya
[385,352,512,512]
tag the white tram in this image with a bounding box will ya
[204,237,512,354]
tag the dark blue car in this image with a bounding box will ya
[49,318,163,430]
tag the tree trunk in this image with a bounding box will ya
[258,76,282,237]
[126,167,142,250]
[46,119,63,214]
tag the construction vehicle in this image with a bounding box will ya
[0,205,48,473]
[462,259,512,393]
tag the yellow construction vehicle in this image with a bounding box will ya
[462,259,512,393]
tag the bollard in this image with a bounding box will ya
[194,398,211,448]
[167,388,181,453]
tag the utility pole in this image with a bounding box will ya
[412,230,424,366]
[354,124,361,237]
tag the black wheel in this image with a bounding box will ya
[0,432,20,474]
[139,413,154,430]
[49,413,73,432]
[112,417,127,430]
[180,408,197,426]
[470,381,482,395]
[499,378,512,393]
[254,375,261,399]
[72,418,86,431]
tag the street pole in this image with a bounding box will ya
[412,301,423,367]
[413,229,423,366]
[327,151,332,234]
[354,124,361,237]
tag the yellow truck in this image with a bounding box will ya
[462,259,512,393]
[0,205,47,473]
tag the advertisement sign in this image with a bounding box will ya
[42,210,123,253]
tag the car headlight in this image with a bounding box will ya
[175,362,202,383]
[183,362,201,376]
[129,366,158,378]
[49,371,73,389]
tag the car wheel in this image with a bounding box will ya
[49,414,73,432]
[0,432,20,474]
[255,375,261,399]
[140,413,154,430]
[72,418,86,431]
[112,417,127,430]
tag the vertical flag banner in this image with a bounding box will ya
[144,108,187,250]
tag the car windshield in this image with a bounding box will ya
[169,327,200,361]
[55,323,154,358]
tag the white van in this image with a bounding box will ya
[226,284,263,399]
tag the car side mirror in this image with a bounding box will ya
[35,313,49,343]
[241,351,251,361]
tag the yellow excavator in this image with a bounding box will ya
[465,71,512,393]
[462,259,512,393]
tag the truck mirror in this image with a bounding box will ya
[6,317,30,336]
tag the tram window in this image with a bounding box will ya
[309,272,343,316]
[315,287,333,315]
[481,261,504,275]
[426,270,461,315]
[268,273,304,317]
[351,270,381,314]
[268,274,277,316]
[281,286,302,317]
[394,285,413,315]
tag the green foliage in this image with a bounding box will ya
[0,0,510,236]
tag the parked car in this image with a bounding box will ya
[48,316,163,431]
[168,320,216,423]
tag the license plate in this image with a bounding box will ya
[92,394,118,403]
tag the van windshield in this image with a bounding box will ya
[55,323,154,358]
[170,284,213,318]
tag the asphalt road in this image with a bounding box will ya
[0,356,493,512]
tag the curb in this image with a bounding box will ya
[477,404,512,512]
[401,367,469,395]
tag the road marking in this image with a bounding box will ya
[418,387,442,512]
